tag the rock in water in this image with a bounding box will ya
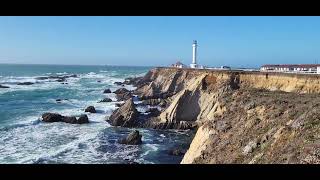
[41,113,89,124]
[56,78,65,82]
[17,82,34,85]
[113,88,132,101]
[168,148,185,156]
[99,98,112,103]
[145,108,161,117]
[85,106,96,113]
[42,113,64,122]
[118,130,142,145]
[113,88,130,94]
[114,82,123,86]
[0,85,9,88]
[77,115,89,124]
[115,103,124,107]
[103,89,111,93]
[108,98,139,127]
[116,91,132,101]
[62,116,77,124]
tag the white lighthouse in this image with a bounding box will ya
[190,40,198,68]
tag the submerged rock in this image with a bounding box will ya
[98,98,113,103]
[85,106,96,113]
[17,82,34,85]
[114,82,124,86]
[0,85,9,88]
[56,78,65,82]
[35,77,49,80]
[118,130,142,145]
[103,89,111,93]
[36,74,77,81]
[108,98,139,127]
[168,148,185,156]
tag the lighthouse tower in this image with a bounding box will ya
[190,40,198,68]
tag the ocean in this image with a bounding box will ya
[0,64,193,164]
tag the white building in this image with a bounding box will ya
[190,40,198,68]
[171,61,186,68]
[260,64,320,74]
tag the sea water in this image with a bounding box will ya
[0,64,194,164]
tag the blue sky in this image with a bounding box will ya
[0,16,320,68]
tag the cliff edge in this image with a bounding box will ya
[133,67,320,164]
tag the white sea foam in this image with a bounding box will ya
[80,73,106,79]
[0,68,187,164]
[56,72,68,75]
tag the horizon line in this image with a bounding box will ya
[0,62,155,67]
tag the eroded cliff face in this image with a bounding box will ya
[134,67,320,164]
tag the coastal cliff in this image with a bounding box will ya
[131,67,320,164]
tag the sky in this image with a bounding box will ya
[0,16,320,68]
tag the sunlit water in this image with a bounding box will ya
[0,64,194,164]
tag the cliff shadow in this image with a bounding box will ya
[175,89,201,122]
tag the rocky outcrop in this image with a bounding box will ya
[140,98,168,107]
[0,85,9,88]
[115,92,132,101]
[145,108,161,117]
[98,98,112,103]
[85,106,96,113]
[181,87,320,164]
[41,113,89,124]
[123,77,144,86]
[42,113,64,122]
[113,88,132,101]
[118,130,142,145]
[103,89,111,93]
[130,67,320,164]
[114,88,130,94]
[107,98,139,127]
[115,103,124,107]
[62,116,77,124]
[114,82,124,86]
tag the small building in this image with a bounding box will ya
[260,64,320,74]
[171,61,186,68]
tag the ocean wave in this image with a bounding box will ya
[80,72,106,79]
[56,72,69,75]
[0,76,39,84]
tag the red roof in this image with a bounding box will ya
[261,64,320,68]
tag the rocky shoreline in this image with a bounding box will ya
[37,67,320,164]
[38,72,194,161]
